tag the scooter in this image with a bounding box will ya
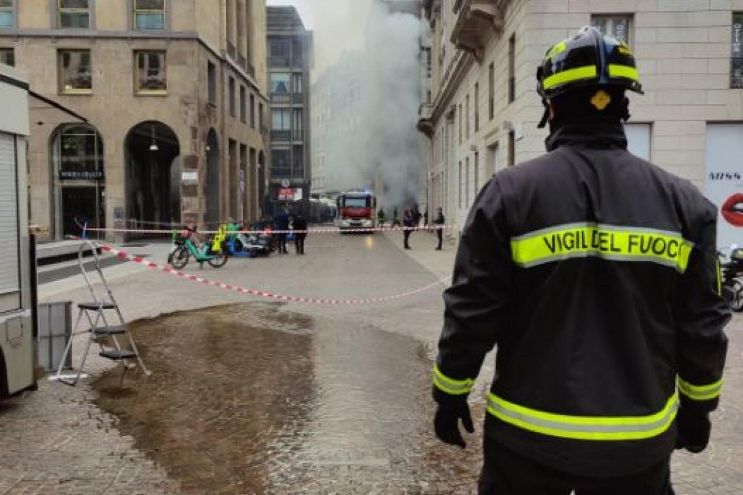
[718,245,743,312]
[168,226,229,269]
[224,223,275,258]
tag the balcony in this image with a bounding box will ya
[416,103,434,137]
[271,130,291,142]
[450,0,506,60]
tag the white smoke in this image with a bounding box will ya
[315,2,424,208]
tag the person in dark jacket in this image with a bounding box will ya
[433,207,445,250]
[292,213,308,255]
[274,208,289,254]
[403,209,415,249]
[433,26,730,495]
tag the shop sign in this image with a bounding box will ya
[60,170,104,180]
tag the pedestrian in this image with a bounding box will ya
[433,207,444,250]
[424,207,429,227]
[403,209,414,250]
[274,208,289,254]
[292,212,308,255]
[413,204,422,227]
[432,26,730,495]
[377,207,386,227]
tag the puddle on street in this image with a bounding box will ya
[93,304,479,494]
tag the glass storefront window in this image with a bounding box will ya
[136,50,167,93]
[59,127,104,181]
[59,49,92,94]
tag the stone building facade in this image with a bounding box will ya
[267,6,312,215]
[0,0,268,240]
[418,0,743,240]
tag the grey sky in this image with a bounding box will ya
[267,0,373,77]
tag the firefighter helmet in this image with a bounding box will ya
[537,26,643,100]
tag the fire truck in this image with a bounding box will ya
[336,190,377,231]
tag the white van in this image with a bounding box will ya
[0,63,35,398]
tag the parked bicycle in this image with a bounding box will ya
[718,245,743,312]
[168,225,229,269]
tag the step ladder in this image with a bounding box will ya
[55,240,151,386]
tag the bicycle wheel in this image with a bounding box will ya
[208,252,229,268]
[727,279,743,312]
[169,246,190,269]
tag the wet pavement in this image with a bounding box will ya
[92,304,480,494]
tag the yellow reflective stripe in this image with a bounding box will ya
[487,393,679,441]
[716,258,722,296]
[433,364,474,396]
[678,377,723,401]
[608,64,639,82]
[542,65,597,90]
[546,41,567,60]
[510,223,694,273]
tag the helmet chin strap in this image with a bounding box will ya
[538,98,550,129]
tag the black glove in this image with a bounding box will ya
[434,398,474,449]
[675,407,711,453]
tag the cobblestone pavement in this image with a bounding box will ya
[0,231,741,493]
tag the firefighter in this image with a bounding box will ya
[432,26,730,494]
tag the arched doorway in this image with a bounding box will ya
[50,124,105,239]
[205,129,220,226]
[125,121,181,231]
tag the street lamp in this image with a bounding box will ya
[149,125,159,152]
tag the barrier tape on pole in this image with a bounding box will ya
[79,225,458,235]
[90,242,450,306]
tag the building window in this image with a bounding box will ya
[508,130,515,167]
[250,94,256,128]
[271,148,291,178]
[592,14,633,45]
[732,13,743,89]
[134,0,165,30]
[135,50,166,94]
[465,94,470,139]
[59,49,92,94]
[259,103,264,130]
[293,108,303,140]
[207,61,216,105]
[474,82,480,133]
[58,0,90,29]
[458,161,462,208]
[0,47,13,66]
[488,62,494,120]
[465,156,470,206]
[270,39,290,66]
[458,104,462,145]
[271,73,290,94]
[0,0,14,28]
[292,73,303,94]
[474,151,479,194]
[272,109,290,130]
[229,77,236,117]
[508,34,515,103]
[240,85,247,123]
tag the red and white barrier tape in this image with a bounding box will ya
[81,225,457,235]
[95,243,449,305]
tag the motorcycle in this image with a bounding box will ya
[718,246,743,312]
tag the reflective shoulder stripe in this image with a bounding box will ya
[608,64,640,82]
[433,364,474,396]
[487,393,679,441]
[542,65,597,91]
[510,223,694,273]
[678,377,723,402]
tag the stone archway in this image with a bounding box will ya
[125,121,181,231]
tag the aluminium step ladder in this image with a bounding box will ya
[55,240,151,386]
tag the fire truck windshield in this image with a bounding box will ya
[344,197,369,208]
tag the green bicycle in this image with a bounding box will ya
[168,226,229,269]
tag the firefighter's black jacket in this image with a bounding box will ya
[435,122,730,477]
